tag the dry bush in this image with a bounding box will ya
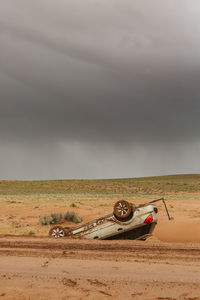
[39,211,82,225]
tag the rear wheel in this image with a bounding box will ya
[49,226,65,238]
[113,200,132,219]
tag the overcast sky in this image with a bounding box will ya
[1,0,200,180]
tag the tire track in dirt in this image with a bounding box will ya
[0,236,200,300]
[0,236,200,264]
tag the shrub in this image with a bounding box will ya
[64,211,82,224]
[28,230,35,235]
[50,213,63,224]
[39,211,82,226]
[40,216,49,225]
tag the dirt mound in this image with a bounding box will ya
[155,220,200,243]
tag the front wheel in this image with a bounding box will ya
[49,226,65,238]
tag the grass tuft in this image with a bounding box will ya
[28,230,35,235]
[39,211,82,226]
[64,211,82,224]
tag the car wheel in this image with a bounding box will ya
[49,226,65,238]
[113,200,132,219]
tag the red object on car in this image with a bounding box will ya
[144,214,153,224]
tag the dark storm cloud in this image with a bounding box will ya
[0,0,200,179]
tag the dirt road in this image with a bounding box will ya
[0,236,200,300]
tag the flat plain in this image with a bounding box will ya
[0,174,200,299]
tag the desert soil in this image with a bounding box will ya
[0,237,200,300]
[0,193,200,299]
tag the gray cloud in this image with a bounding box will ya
[0,0,200,179]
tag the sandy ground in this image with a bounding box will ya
[0,194,200,299]
[0,237,200,300]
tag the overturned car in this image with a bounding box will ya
[49,198,173,240]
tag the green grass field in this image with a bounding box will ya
[1,174,200,195]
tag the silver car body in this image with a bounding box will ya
[65,203,157,240]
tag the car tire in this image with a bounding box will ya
[49,226,65,238]
[113,200,132,219]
